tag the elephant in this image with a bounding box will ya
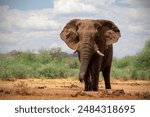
[60,19,121,91]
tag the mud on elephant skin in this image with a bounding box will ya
[60,19,121,91]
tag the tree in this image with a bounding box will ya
[135,39,150,70]
[49,47,62,60]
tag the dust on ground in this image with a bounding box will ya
[0,78,150,100]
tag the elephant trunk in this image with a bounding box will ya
[78,41,104,82]
[78,43,93,82]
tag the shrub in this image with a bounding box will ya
[37,63,68,78]
[0,56,12,80]
[68,58,79,69]
[115,56,135,69]
[1,40,149,81]
[112,39,150,80]
[135,40,150,70]
[11,64,32,79]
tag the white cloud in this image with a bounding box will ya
[53,0,97,15]
[81,0,116,7]
[0,5,61,53]
[0,0,150,58]
[0,6,60,31]
[123,0,150,7]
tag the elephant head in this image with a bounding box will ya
[60,19,121,82]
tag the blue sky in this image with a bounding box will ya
[0,0,150,58]
[0,0,53,10]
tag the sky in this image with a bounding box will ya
[0,0,150,58]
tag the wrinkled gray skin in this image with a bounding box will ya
[60,19,121,91]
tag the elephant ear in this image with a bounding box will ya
[60,19,80,50]
[97,20,121,45]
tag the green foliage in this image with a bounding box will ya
[0,47,79,80]
[0,40,150,80]
[135,40,150,70]
[0,56,12,80]
[112,39,150,80]
[114,56,135,69]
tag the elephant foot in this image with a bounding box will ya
[84,86,92,91]
[83,81,94,91]
[92,86,99,91]
[92,88,98,91]
[84,88,98,91]
[105,85,111,89]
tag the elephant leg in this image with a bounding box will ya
[102,66,111,89]
[91,70,99,91]
[90,55,100,91]
[84,69,92,91]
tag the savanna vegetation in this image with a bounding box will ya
[0,40,150,81]
[112,39,150,80]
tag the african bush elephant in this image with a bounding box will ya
[60,19,121,91]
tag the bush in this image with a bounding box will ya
[135,40,150,70]
[133,40,150,80]
[115,56,135,69]
[11,64,32,79]
[68,58,79,69]
[37,63,68,78]
[112,39,150,80]
[0,56,12,80]
[0,48,80,80]
[1,40,150,81]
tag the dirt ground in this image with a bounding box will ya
[0,78,150,100]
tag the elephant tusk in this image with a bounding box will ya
[74,49,78,53]
[96,50,104,56]
[74,43,79,53]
